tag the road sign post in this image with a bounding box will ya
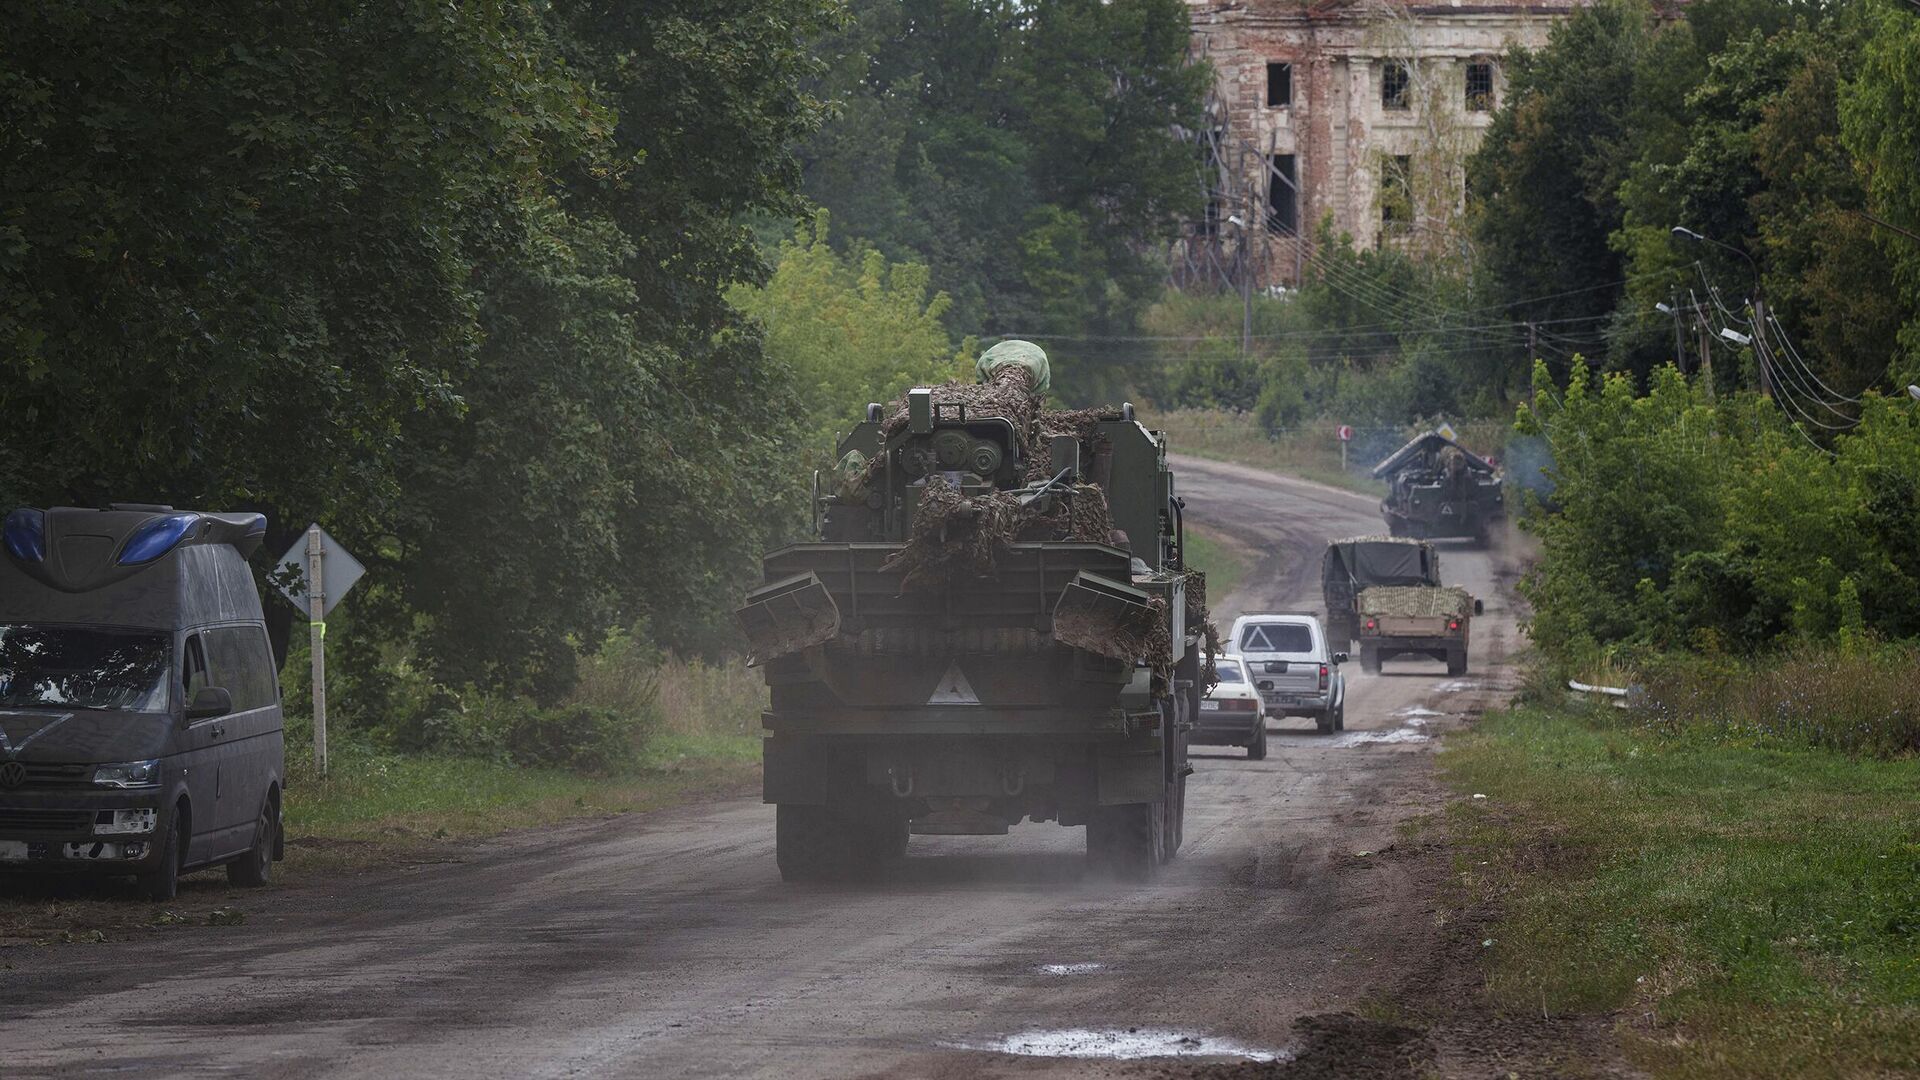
[307,526,328,777]
[1337,424,1353,472]
[274,525,364,779]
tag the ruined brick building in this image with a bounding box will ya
[1178,0,1588,289]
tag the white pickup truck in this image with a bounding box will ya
[1225,612,1347,735]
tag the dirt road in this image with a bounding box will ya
[0,455,1530,1079]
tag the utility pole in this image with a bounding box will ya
[1669,287,1687,374]
[1527,321,1537,363]
[1241,164,1254,357]
[1752,296,1772,399]
[1693,293,1715,402]
[306,524,328,777]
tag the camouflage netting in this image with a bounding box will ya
[868,340,1216,676]
[874,361,1041,451]
[881,474,1022,592]
[1358,585,1473,618]
[1184,571,1222,693]
[1015,481,1114,543]
[1055,593,1169,671]
[1025,407,1125,482]
[884,476,1117,591]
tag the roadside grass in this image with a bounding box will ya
[287,651,765,847]
[1182,522,1252,603]
[1441,704,1920,1078]
[1147,407,1385,496]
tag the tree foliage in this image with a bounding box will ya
[731,212,969,451]
[797,0,1207,401]
[0,0,836,708]
[1517,359,1920,665]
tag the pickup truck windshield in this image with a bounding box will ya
[0,625,172,712]
[1240,624,1312,653]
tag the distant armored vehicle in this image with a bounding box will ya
[1372,430,1503,541]
[1321,535,1481,675]
[0,504,285,900]
[736,344,1208,882]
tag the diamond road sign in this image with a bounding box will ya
[272,525,365,618]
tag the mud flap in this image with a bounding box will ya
[763,737,860,805]
[736,572,840,664]
[1095,741,1166,805]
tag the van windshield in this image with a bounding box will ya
[0,625,172,712]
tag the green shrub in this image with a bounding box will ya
[420,693,650,775]
[1630,643,1920,757]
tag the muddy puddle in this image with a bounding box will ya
[1333,727,1430,746]
[946,1027,1286,1061]
[1036,962,1105,976]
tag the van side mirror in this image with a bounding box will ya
[1474,599,1485,616]
[187,686,233,720]
[1334,652,1349,664]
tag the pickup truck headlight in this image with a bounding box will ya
[92,760,160,788]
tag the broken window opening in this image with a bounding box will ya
[1466,61,1494,112]
[1380,154,1412,235]
[1382,61,1411,111]
[1266,62,1293,108]
[1266,154,1298,235]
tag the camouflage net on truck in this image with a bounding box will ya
[1357,585,1474,618]
[869,340,1216,682]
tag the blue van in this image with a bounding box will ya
[0,505,286,899]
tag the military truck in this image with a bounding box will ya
[1372,430,1503,542]
[1321,535,1481,675]
[736,343,1205,882]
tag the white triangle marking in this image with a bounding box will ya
[928,662,981,706]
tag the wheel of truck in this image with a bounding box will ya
[1334,702,1346,731]
[1360,645,1380,675]
[1447,649,1468,677]
[1247,720,1269,760]
[1086,799,1163,881]
[1316,706,1336,735]
[776,803,856,883]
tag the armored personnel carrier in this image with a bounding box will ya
[736,343,1208,882]
[1372,430,1504,542]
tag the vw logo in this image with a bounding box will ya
[0,760,25,789]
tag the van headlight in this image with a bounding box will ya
[92,760,160,788]
[95,808,158,835]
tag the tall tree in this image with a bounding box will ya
[1841,0,1920,386]
[1467,0,1656,368]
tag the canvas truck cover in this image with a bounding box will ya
[1357,585,1473,619]
[975,339,1051,395]
[1324,536,1434,588]
[1370,431,1497,480]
